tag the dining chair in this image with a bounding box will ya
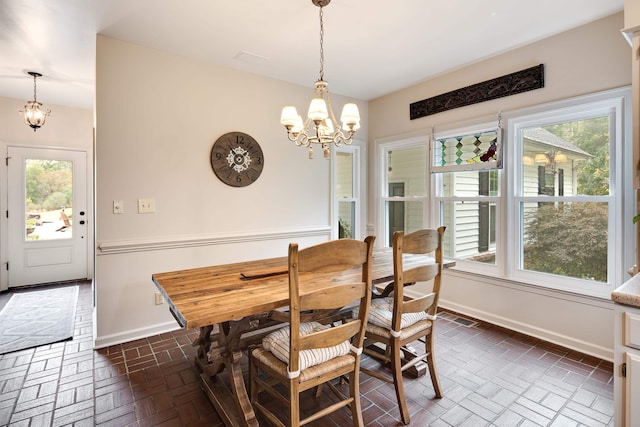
[249,236,375,427]
[359,227,446,425]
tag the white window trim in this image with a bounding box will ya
[429,87,633,299]
[332,143,366,240]
[506,88,632,297]
[375,133,430,248]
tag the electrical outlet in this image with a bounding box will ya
[155,292,164,305]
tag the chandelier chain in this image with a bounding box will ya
[33,74,38,103]
[279,0,359,158]
[318,6,324,81]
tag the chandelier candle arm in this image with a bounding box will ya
[18,71,51,132]
[280,0,360,159]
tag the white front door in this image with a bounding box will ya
[7,146,88,287]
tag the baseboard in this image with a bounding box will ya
[436,298,613,362]
[95,289,614,361]
[94,320,181,349]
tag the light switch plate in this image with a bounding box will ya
[138,198,155,214]
[113,200,124,214]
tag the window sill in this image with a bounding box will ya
[443,266,615,306]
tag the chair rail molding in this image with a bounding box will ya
[97,226,331,255]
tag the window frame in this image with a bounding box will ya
[376,134,430,248]
[332,144,364,240]
[430,87,633,299]
[432,120,504,276]
[507,90,631,297]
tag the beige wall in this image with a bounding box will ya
[95,12,630,357]
[0,96,92,149]
[94,35,367,345]
[368,12,630,360]
[0,96,93,291]
[369,13,629,141]
[625,0,640,30]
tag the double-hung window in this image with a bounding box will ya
[509,90,631,296]
[334,145,362,240]
[431,88,632,297]
[378,136,428,247]
[432,123,503,274]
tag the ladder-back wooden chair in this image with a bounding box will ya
[249,236,375,427]
[360,227,446,425]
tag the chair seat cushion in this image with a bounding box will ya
[262,321,351,372]
[354,297,428,330]
[365,318,433,341]
[251,347,355,383]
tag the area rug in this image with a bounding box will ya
[0,285,78,355]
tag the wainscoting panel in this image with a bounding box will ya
[95,226,331,347]
[404,269,615,361]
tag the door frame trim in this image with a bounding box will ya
[0,142,94,292]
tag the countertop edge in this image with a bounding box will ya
[612,272,640,308]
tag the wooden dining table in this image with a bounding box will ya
[152,248,452,427]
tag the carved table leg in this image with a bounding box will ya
[199,318,260,427]
[193,325,214,372]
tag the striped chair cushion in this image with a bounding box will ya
[354,297,427,330]
[262,322,351,372]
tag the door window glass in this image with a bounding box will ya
[25,159,73,240]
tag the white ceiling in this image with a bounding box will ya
[0,0,624,110]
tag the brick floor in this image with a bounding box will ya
[0,281,614,426]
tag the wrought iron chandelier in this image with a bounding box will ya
[280,0,360,159]
[19,71,51,132]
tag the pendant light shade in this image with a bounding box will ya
[19,71,51,131]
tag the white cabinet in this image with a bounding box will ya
[626,352,640,424]
[622,1,639,189]
[625,0,640,32]
[614,303,640,426]
[619,4,640,424]
[630,33,640,190]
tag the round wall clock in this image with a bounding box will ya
[210,131,264,187]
